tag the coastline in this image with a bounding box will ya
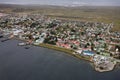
[12,38,117,72]
[37,43,117,72]
[1,39,120,80]
[38,43,93,62]
[13,38,93,63]
[94,62,116,72]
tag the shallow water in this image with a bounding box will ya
[0,39,120,80]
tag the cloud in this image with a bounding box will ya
[0,0,120,6]
[72,1,89,6]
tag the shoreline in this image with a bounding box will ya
[94,62,116,72]
[38,43,117,73]
[13,38,93,62]
[12,38,117,72]
[38,43,93,62]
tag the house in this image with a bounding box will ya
[75,49,82,54]
[12,29,23,36]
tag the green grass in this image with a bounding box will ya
[39,43,74,54]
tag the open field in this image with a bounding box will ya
[0,4,120,31]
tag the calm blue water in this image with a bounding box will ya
[0,39,120,80]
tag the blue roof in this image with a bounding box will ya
[82,50,95,56]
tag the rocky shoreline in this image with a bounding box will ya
[94,61,116,72]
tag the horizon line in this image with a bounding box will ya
[0,2,120,7]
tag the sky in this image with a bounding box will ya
[0,0,120,6]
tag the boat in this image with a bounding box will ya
[18,42,26,46]
[0,35,3,38]
[24,46,30,49]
